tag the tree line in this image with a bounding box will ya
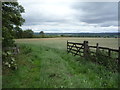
[13,28,34,38]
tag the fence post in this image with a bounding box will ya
[16,45,20,54]
[118,47,120,64]
[96,43,99,54]
[67,40,68,53]
[83,41,89,58]
[108,49,111,57]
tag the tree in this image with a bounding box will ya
[39,31,45,38]
[13,27,23,38]
[2,2,25,70]
[39,31,44,34]
[2,2,25,47]
[23,29,34,38]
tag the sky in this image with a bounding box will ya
[18,0,118,33]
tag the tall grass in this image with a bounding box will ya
[88,50,118,72]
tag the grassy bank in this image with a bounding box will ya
[3,43,118,88]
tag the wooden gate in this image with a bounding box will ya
[67,41,85,56]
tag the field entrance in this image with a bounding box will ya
[3,38,118,88]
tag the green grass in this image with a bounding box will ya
[0,75,2,89]
[3,38,118,88]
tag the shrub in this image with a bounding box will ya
[89,51,118,72]
[2,51,17,70]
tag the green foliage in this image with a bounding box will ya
[2,2,25,71]
[33,35,58,38]
[2,2,25,47]
[20,44,32,54]
[2,51,17,70]
[13,29,34,38]
[39,31,44,35]
[88,50,118,72]
[2,27,15,47]
[22,29,34,38]
[13,27,23,38]
[39,31,45,38]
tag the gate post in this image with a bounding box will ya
[67,40,68,53]
[108,49,111,57]
[67,40,69,53]
[96,43,99,56]
[118,47,120,67]
[83,41,89,58]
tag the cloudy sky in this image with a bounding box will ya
[18,0,118,33]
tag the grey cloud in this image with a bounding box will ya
[23,2,118,27]
[72,2,118,26]
[100,21,118,27]
[19,1,118,33]
[23,12,70,26]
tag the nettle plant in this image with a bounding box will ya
[2,51,17,70]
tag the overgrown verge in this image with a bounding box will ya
[2,50,17,71]
[2,45,19,73]
[54,49,118,88]
[88,50,118,72]
[2,44,41,88]
[3,44,118,88]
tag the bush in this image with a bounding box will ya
[2,51,17,70]
[89,51,118,72]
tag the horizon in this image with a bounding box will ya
[34,32,119,33]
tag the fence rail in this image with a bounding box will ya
[3,46,20,55]
[67,40,120,60]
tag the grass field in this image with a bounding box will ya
[3,37,118,88]
[15,37,118,49]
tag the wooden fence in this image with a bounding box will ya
[3,46,20,55]
[67,41,120,60]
